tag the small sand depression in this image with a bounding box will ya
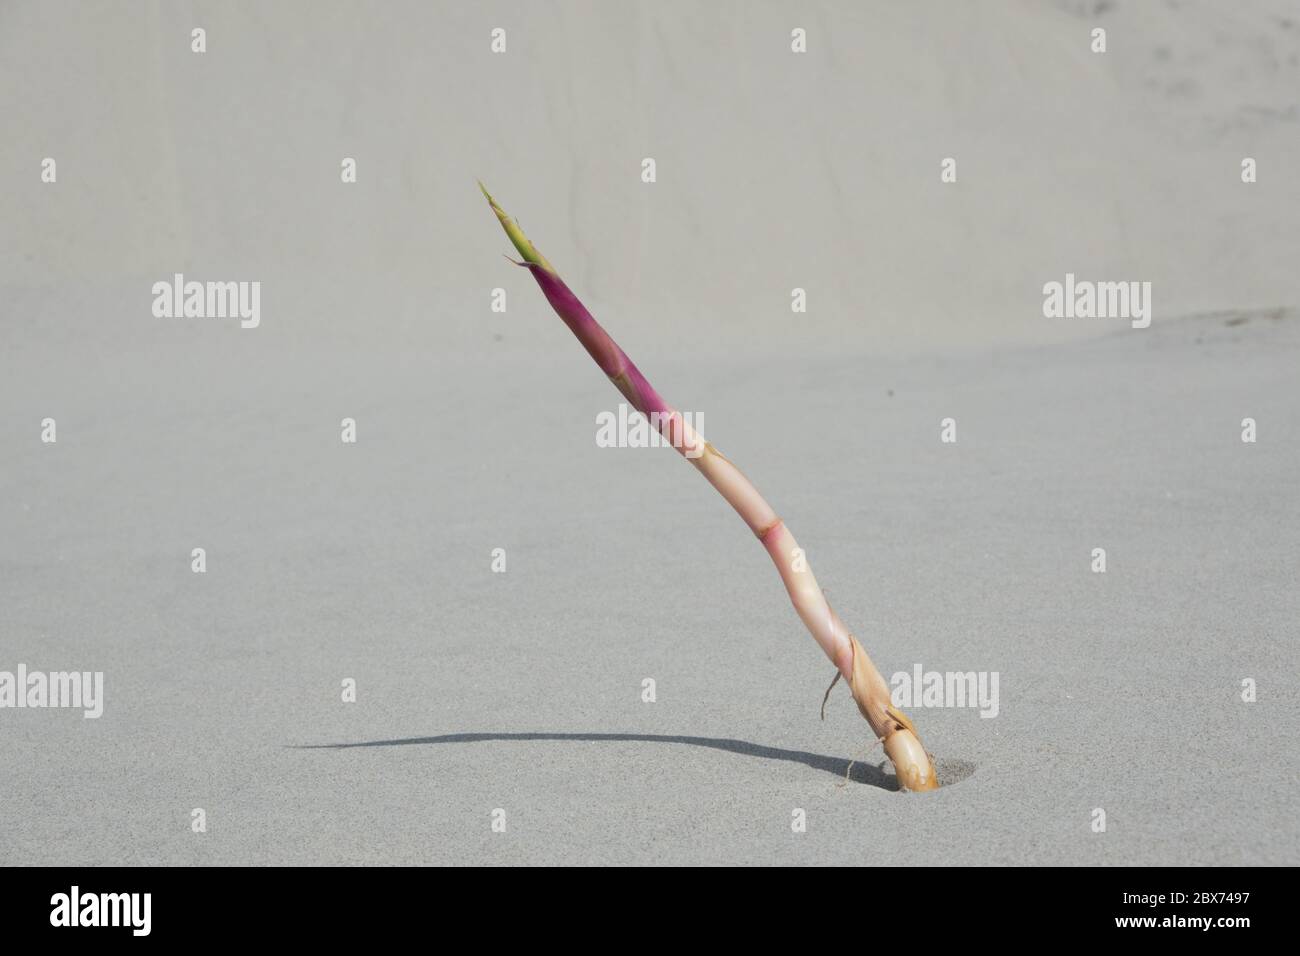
[934,758,977,788]
[866,757,977,792]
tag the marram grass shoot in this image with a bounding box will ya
[482,183,939,792]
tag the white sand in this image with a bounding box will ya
[1,1,1297,865]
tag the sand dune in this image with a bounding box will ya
[2,2,1297,865]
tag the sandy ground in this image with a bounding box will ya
[2,1,1298,865]
[2,311,1297,866]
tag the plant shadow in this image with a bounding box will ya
[295,731,901,791]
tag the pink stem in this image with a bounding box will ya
[520,261,856,679]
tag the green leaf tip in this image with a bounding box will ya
[478,181,555,274]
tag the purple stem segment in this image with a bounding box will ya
[517,261,671,420]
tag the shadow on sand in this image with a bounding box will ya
[295,731,904,791]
